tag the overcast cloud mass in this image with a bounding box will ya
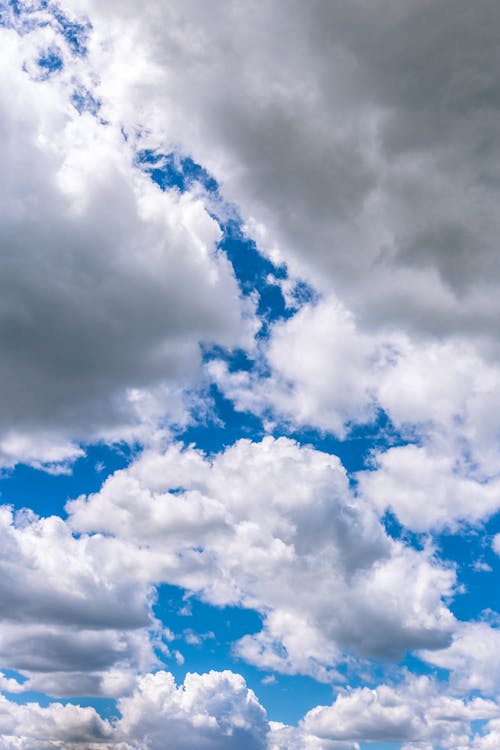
[1,1,500,748]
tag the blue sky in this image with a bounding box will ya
[2,1,500,749]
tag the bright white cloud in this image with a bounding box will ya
[115,670,269,750]
[211,296,500,531]
[420,622,500,695]
[67,437,456,677]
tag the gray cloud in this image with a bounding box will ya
[65,0,500,340]
[0,24,252,467]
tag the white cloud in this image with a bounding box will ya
[116,670,269,750]
[420,622,500,695]
[0,671,498,750]
[300,675,498,747]
[0,670,269,750]
[67,437,456,676]
[0,695,115,750]
[358,445,500,532]
[212,296,500,531]
[0,506,159,696]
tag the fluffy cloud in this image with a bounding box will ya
[67,437,456,677]
[300,675,498,748]
[57,0,500,340]
[0,438,455,693]
[0,671,498,750]
[0,507,159,696]
[0,670,270,750]
[211,297,500,531]
[0,695,115,750]
[115,670,269,750]
[420,622,500,695]
[0,20,253,468]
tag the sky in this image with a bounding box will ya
[1,1,500,748]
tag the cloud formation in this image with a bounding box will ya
[67,437,456,676]
[2,2,500,748]
[61,0,500,340]
[0,21,252,468]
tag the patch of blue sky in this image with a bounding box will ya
[136,148,303,332]
[137,150,218,195]
[436,518,500,621]
[50,4,90,56]
[37,45,62,71]
[70,86,101,115]
[0,1,89,57]
[33,45,63,78]
[178,383,265,455]
[0,442,135,518]
[153,584,336,725]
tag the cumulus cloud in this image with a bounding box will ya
[300,675,498,748]
[0,670,271,750]
[420,622,500,695]
[211,296,500,531]
[0,670,498,750]
[67,437,456,676]
[0,20,253,468]
[115,670,269,750]
[0,507,159,696]
[0,695,115,750]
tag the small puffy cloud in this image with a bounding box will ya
[208,300,379,437]
[357,445,500,532]
[420,622,500,695]
[212,296,500,532]
[268,722,359,750]
[492,535,500,557]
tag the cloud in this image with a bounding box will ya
[0,670,270,750]
[115,670,269,750]
[300,675,498,747]
[59,0,500,340]
[0,694,115,750]
[0,507,158,696]
[67,437,456,676]
[0,22,253,468]
[420,622,500,695]
[211,296,500,531]
[0,670,498,750]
